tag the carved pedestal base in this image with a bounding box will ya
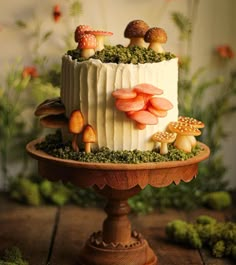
[78,231,157,265]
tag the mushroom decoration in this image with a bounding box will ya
[77,33,97,59]
[124,19,149,48]
[74,24,93,43]
[85,30,113,51]
[152,131,176,155]
[168,121,201,153]
[69,110,84,152]
[35,97,68,129]
[34,97,65,116]
[112,83,173,130]
[39,114,68,129]
[144,27,167,53]
[178,116,205,147]
[82,124,96,153]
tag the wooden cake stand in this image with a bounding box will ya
[26,139,210,265]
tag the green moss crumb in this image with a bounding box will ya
[35,131,201,164]
[67,45,176,64]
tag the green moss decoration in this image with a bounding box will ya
[35,131,201,164]
[67,45,176,64]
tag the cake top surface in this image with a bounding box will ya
[67,45,176,64]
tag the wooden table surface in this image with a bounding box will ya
[0,193,235,265]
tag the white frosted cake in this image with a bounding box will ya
[61,55,178,151]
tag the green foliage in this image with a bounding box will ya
[202,191,232,210]
[70,1,83,17]
[9,175,104,207]
[166,215,236,260]
[0,246,28,265]
[171,12,192,40]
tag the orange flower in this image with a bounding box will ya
[22,66,38,78]
[216,45,234,60]
[53,4,61,22]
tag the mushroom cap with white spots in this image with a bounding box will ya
[178,116,205,129]
[124,19,149,38]
[144,27,167,44]
[168,121,201,136]
[85,30,113,37]
[74,25,93,42]
[78,33,97,49]
[152,131,176,143]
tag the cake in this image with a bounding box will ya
[35,20,204,156]
[61,21,178,151]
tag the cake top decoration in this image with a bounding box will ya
[124,19,150,48]
[144,27,167,53]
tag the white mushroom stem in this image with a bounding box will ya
[84,142,91,153]
[187,135,197,147]
[160,143,168,155]
[72,134,79,152]
[128,37,146,48]
[94,36,105,51]
[174,134,192,153]
[148,42,164,53]
[80,48,95,59]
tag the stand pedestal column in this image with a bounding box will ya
[78,186,157,265]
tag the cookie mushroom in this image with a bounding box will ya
[69,110,84,152]
[152,131,176,155]
[39,114,68,129]
[144,27,167,53]
[178,116,205,147]
[34,97,65,116]
[77,33,97,59]
[168,121,201,153]
[85,30,113,51]
[124,19,149,48]
[74,25,93,43]
[82,124,96,153]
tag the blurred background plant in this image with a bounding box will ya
[0,1,235,213]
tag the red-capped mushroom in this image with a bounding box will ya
[85,30,113,51]
[74,25,93,43]
[144,27,167,53]
[82,124,96,153]
[124,19,149,48]
[69,110,84,152]
[77,33,97,59]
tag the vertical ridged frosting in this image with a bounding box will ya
[61,55,178,151]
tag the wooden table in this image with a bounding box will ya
[0,194,235,265]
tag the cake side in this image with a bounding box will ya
[61,55,178,151]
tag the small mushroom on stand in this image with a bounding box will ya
[152,131,176,155]
[85,30,113,51]
[144,27,167,53]
[82,124,96,153]
[77,33,97,59]
[168,121,201,153]
[69,110,84,152]
[124,19,149,48]
[178,116,205,147]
